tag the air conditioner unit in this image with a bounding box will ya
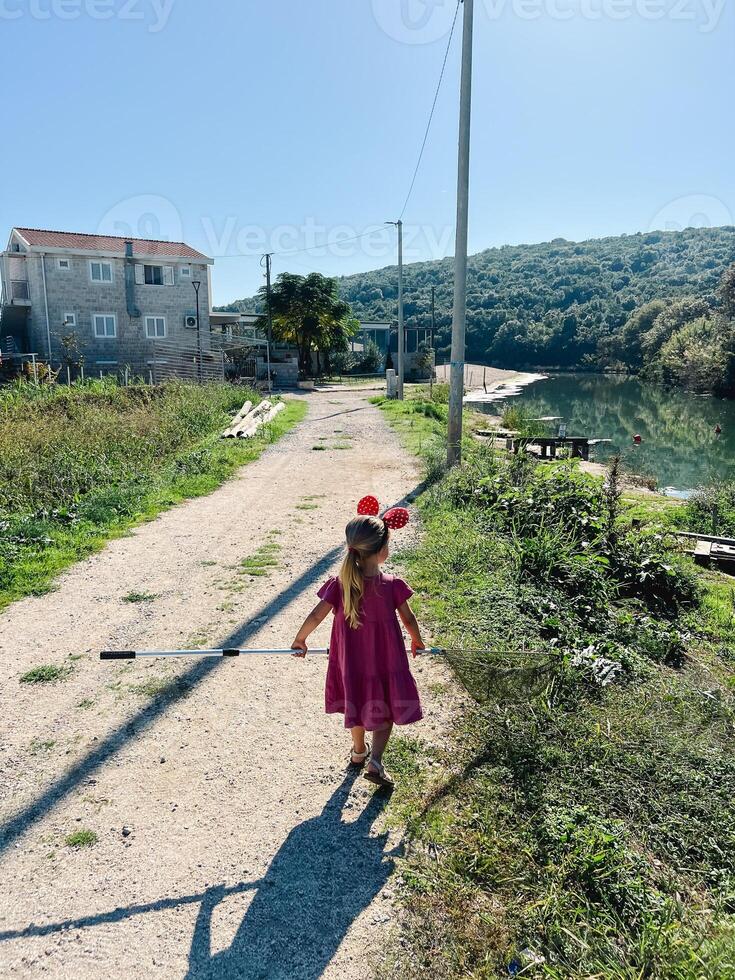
[184,314,198,329]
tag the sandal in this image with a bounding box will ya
[350,741,371,767]
[363,758,395,789]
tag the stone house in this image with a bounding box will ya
[0,227,213,375]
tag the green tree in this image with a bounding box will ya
[720,262,735,318]
[414,340,435,379]
[640,297,711,360]
[614,300,668,368]
[257,272,356,376]
[652,316,735,394]
[60,332,85,373]
[356,339,383,374]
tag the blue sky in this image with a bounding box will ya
[2,0,733,303]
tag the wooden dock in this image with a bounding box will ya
[507,436,609,462]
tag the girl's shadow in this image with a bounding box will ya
[186,771,397,980]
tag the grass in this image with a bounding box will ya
[0,379,306,610]
[19,664,72,684]
[240,540,281,577]
[121,590,158,604]
[376,395,735,979]
[370,393,449,461]
[64,830,98,849]
[29,738,56,754]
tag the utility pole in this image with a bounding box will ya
[447,0,474,467]
[386,220,404,399]
[430,284,436,399]
[262,253,274,395]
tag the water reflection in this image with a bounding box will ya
[471,374,735,493]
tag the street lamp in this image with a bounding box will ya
[191,280,202,383]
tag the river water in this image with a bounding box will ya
[471,373,735,496]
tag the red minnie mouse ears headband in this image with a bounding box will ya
[357,495,410,530]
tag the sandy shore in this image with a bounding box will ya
[433,363,546,402]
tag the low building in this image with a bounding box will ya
[0,227,213,376]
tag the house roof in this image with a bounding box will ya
[13,228,211,261]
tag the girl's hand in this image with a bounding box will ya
[291,641,307,658]
[411,639,424,658]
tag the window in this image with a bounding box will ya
[145,315,166,339]
[144,265,163,285]
[179,265,192,279]
[93,314,116,338]
[63,313,77,327]
[135,264,175,286]
[57,258,71,271]
[90,261,113,283]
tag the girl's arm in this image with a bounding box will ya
[397,600,426,658]
[291,600,333,657]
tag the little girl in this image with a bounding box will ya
[291,498,425,789]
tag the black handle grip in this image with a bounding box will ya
[100,651,136,660]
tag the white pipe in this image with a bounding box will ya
[237,401,284,439]
[40,252,52,361]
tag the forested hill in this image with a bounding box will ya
[337,227,735,366]
[221,226,735,391]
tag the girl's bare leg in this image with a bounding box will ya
[368,722,393,767]
[351,726,367,755]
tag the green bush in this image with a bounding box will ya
[609,530,699,614]
[682,481,735,537]
[0,379,250,513]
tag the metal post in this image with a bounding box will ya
[397,219,404,399]
[262,253,273,394]
[386,220,405,399]
[66,365,71,386]
[31,353,38,387]
[430,285,436,399]
[80,363,85,384]
[149,368,154,386]
[447,0,474,467]
[125,366,130,387]
[192,280,202,384]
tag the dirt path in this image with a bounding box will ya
[0,389,446,980]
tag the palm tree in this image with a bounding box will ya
[257,273,357,376]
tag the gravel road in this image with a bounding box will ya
[0,389,450,980]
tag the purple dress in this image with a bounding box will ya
[317,573,423,731]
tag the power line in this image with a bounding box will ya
[399,0,462,221]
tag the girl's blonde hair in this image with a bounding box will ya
[339,516,389,629]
